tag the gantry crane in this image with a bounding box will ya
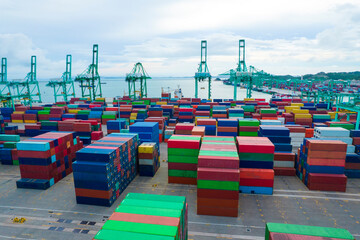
[8,56,41,106]
[125,62,151,99]
[219,40,253,100]
[234,39,253,100]
[74,44,102,101]
[0,58,12,106]
[194,40,211,99]
[46,55,75,102]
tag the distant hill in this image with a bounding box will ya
[274,71,360,81]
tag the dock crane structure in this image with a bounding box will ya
[46,55,75,102]
[219,39,252,100]
[194,40,211,99]
[125,62,151,99]
[0,58,12,106]
[8,56,41,106]
[74,44,102,101]
[234,39,253,100]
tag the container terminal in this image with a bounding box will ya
[0,41,359,240]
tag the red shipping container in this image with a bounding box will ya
[197,205,238,217]
[168,162,197,171]
[197,168,239,182]
[198,155,239,169]
[168,176,197,185]
[197,188,238,200]
[167,139,200,149]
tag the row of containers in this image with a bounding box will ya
[92,193,356,240]
[1,97,357,127]
[1,121,160,205]
[1,125,359,195]
[93,192,356,239]
[166,127,360,217]
[2,103,357,141]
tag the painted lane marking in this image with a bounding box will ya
[273,194,360,202]
[0,205,109,217]
[274,189,360,197]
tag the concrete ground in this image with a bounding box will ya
[0,143,359,240]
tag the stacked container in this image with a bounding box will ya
[196,118,216,136]
[265,222,354,240]
[73,133,139,206]
[238,119,259,136]
[314,127,354,153]
[129,122,159,149]
[148,107,163,117]
[197,136,239,217]
[237,137,275,195]
[0,135,20,165]
[259,126,292,153]
[107,120,127,134]
[228,107,244,118]
[212,105,227,118]
[300,139,347,192]
[168,135,201,185]
[94,193,188,240]
[138,142,160,177]
[16,132,82,189]
[175,123,194,135]
[260,108,277,119]
[0,107,13,122]
[178,108,194,123]
[217,119,238,137]
[195,105,210,117]
[145,117,166,143]
[191,126,205,137]
[102,111,117,125]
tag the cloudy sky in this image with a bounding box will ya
[1,0,360,79]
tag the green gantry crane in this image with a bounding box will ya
[335,92,360,129]
[125,62,151,99]
[234,39,249,100]
[195,40,211,99]
[75,44,102,101]
[219,40,253,100]
[46,55,75,102]
[0,58,12,107]
[8,56,41,106]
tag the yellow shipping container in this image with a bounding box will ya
[24,120,37,123]
[156,101,167,105]
[292,109,309,114]
[291,103,304,107]
[244,98,255,101]
[13,111,25,114]
[284,106,300,113]
[294,114,312,119]
[69,109,80,113]
[12,120,23,123]
[139,145,154,153]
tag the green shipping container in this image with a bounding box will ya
[265,223,354,240]
[168,169,197,178]
[168,148,199,157]
[238,152,274,161]
[197,179,239,191]
[168,155,198,164]
[94,229,175,240]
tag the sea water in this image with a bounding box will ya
[37,77,272,103]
